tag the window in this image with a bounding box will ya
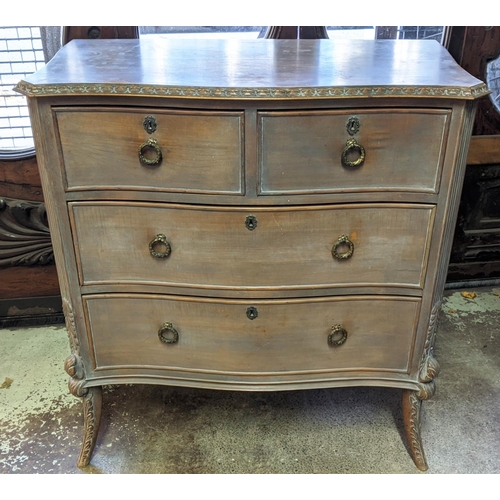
[326,26,445,42]
[0,26,46,159]
[139,26,267,39]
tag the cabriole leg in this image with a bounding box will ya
[402,389,428,471]
[77,386,103,468]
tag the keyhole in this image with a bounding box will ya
[245,215,257,231]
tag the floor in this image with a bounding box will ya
[1,287,499,474]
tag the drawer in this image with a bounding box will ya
[258,108,450,195]
[54,107,244,194]
[84,294,420,374]
[70,202,435,290]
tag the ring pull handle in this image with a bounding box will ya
[139,138,163,166]
[341,138,365,168]
[149,234,171,259]
[328,325,348,347]
[158,322,179,344]
[332,234,354,260]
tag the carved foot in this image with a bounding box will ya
[77,386,103,468]
[402,383,435,472]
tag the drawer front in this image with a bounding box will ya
[258,108,450,195]
[55,107,244,194]
[71,202,435,290]
[84,294,420,374]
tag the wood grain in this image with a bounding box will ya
[16,39,488,100]
[70,202,435,290]
[55,107,244,194]
[259,108,450,195]
[84,294,420,375]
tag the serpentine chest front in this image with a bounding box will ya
[16,38,487,470]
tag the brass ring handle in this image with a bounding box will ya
[328,325,348,347]
[138,138,162,166]
[149,234,171,259]
[332,234,354,260]
[341,138,365,168]
[158,322,179,344]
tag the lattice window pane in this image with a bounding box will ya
[0,26,46,153]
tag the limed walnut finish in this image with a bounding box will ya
[16,39,488,471]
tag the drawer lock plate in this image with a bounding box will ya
[246,306,258,320]
[245,215,258,231]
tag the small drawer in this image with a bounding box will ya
[55,107,244,194]
[258,108,450,195]
[70,201,435,290]
[84,294,420,375]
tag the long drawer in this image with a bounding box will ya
[70,202,435,290]
[84,294,420,374]
[258,108,450,195]
[55,107,244,194]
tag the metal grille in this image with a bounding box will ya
[0,26,45,153]
[327,26,444,43]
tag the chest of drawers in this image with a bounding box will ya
[16,38,488,471]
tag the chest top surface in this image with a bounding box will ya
[15,38,489,100]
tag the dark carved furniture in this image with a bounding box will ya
[447,26,500,283]
[16,38,486,470]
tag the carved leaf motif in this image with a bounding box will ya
[15,81,490,100]
[77,393,97,467]
[405,390,428,471]
[0,197,54,267]
[419,300,441,382]
[62,298,86,397]
[62,298,80,356]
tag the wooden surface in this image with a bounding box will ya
[56,108,244,194]
[466,135,500,165]
[0,157,60,304]
[70,202,434,290]
[22,39,483,468]
[84,294,420,375]
[259,108,449,194]
[446,27,500,282]
[16,39,488,100]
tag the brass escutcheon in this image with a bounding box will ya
[143,115,158,134]
[245,215,258,231]
[346,116,360,136]
[158,322,179,344]
[246,306,258,320]
[328,325,348,347]
[341,138,365,168]
[149,234,171,259]
[332,234,354,260]
[139,138,162,166]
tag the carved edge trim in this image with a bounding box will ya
[14,81,490,100]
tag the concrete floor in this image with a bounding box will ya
[1,287,499,474]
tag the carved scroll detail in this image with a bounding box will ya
[0,197,54,267]
[62,298,87,397]
[416,380,436,401]
[419,300,442,383]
